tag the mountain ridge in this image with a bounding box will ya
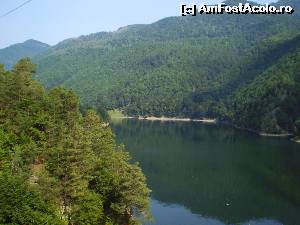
[1,0,300,135]
[0,39,50,69]
[30,1,300,135]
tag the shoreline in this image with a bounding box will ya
[230,123,294,138]
[259,132,293,137]
[139,116,217,123]
[116,116,217,123]
[291,137,300,143]
[113,115,297,139]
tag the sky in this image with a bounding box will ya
[0,0,278,48]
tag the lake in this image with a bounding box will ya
[111,119,300,225]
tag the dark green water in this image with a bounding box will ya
[111,119,300,225]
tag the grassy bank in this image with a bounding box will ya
[108,109,125,118]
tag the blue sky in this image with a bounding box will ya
[0,0,277,48]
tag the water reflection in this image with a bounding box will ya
[147,200,283,225]
[112,120,300,225]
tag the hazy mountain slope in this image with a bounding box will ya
[0,39,50,69]
[30,0,300,134]
[34,14,299,100]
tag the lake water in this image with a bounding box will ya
[111,119,300,225]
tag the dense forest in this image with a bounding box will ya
[0,0,299,136]
[0,59,150,225]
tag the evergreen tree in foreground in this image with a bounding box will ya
[0,58,150,225]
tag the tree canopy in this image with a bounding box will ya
[0,59,150,225]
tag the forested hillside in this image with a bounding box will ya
[229,38,300,134]
[1,0,298,135]
[0,59,150,225]
[0,39,49,69]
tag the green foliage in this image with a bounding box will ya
[80,104,110,122]
[230,42,300,134]
[27,0,300,134]
[0,174,63,225]
[71,192,104,225]
[0,59,150,224]
[89,148,151,225]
